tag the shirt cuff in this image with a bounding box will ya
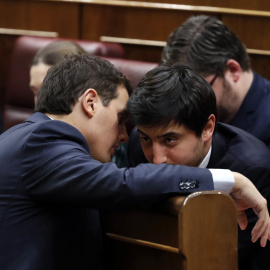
[209,169,234,194]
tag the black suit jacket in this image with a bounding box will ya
[128,123,270,270]
[230,71,270,148]
[0,112,214,270]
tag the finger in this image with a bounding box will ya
[251,218,269,246]
[260,235,268,248]
[237,210,248,230]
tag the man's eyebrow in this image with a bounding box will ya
[156,132,180,139]
[137,129,148,137]
[137,129,180,139]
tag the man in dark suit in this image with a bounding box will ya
[0,55,269,270]
[161,15,270,148]
[127,64,270,270]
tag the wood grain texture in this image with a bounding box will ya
[105,191,238,270]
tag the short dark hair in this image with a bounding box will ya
[32,40,87,66]
[161,15,251,77]
[36,54,132,114]
[127,64,216,136]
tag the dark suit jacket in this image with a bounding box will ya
[128,123,270,270]
[230,71,270,148]
[0,112,214,270]
[0,109,3,134]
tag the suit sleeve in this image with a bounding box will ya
[20,127,214,210]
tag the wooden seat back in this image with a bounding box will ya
[105,191,238,270]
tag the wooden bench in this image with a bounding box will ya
[105,191,238,270]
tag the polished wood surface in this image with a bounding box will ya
[101,35,270,56]
[0,1,79,38]
[20,0,270,14]
[0,28,58,37]
[105,191,238,270]
[1,1,270,57]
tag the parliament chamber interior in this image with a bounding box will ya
[1,0,270,269]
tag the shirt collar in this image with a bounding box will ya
[199,146,212,168]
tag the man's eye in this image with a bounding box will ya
[118,112,128,125]
[118,116,125,125]
[164,137,176,144]
[140,136,150,143]
[118,118,123,125]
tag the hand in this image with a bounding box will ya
[230,172,270,247]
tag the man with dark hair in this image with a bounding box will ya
[161,15,270,148]
[127,64,270,270]
[30,40,128,168]
[0,55,269,270]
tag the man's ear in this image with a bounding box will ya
[81,89,99,118]
[202,114,215,142]
[225,59,242,83]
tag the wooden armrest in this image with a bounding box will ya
[105,191,238,270]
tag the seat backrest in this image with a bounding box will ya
[3,37,157,132]
[103,57,158,89]
[3,35,125,131]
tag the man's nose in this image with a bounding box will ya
[152,144,167,164]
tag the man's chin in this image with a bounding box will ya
[91,153,111,163]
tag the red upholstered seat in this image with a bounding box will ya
[103,57,157,89]
[3,36,125,131]
[3,36,158,133]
